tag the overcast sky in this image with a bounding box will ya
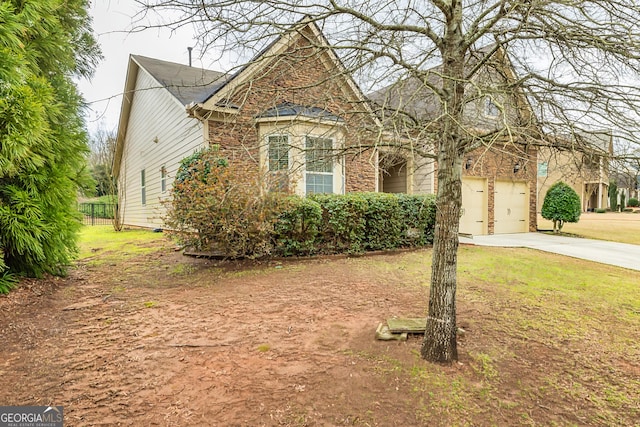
[77,0,209,135]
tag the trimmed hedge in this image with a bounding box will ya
[309,193,369,254]
[273,192,436,256]
[397,193,437,246]
[274,196,323,256]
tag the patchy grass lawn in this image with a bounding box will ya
[538,211,640,245]
[0,227,637,426]
[77,225,168,263]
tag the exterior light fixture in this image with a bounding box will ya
[465,158,473,170]
[513,162,521,173]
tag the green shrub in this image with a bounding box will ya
[594,208,607,213]
[173,148,229,187]
[609,182,618,212]
[168,149,437,258]
[628,198,639,207]
[397,194,437,246]
[274,196,322,256]
[620,192,626,210]
[541,181,581,232]
[0,257,18,294]
[360,192,403,250]
[310,193,369,254]
[166,148,282,258]
[275,192,436,255]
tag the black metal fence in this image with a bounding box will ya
[78,202,117,226]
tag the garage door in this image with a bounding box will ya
[494,180,529,234]
[460,177,487,236]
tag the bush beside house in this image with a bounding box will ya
[167,149,436,258]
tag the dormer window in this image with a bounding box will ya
[484,97,500,117]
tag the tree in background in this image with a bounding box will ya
[88,127,118,198]
[0,0,101,292]
[609,182,618,212]
[541,182,581,233]
[138,0,640,362]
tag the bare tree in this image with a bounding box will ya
[135,0,640,363]
[89,125,117,196]
[89,125,123,230]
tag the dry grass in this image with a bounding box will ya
[360,247,640,425]
[538,211,640,245]
[3,227,638,426]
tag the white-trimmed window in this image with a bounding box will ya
[305,136,334,194]
[141,169,146,205]
[268,135,289,191]
[268,135,289,171]
[160,166,167,193]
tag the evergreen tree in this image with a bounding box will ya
[0,0,101,292]
[609,182,618,212]
[541,182,582,233]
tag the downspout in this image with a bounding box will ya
[598,156,603,209]
[342,151,346,194]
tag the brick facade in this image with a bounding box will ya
[206,31,377,193]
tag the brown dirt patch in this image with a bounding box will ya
[0,238,637,426]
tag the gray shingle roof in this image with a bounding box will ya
[256,102,344,122]
[132,55,227,105]
[367,44,502,121]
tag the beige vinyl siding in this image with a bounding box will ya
[412,159,434,194]
[382,162,407,193]
[119,69,204,228]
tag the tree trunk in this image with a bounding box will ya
[420,143,463,363]
[421,3,465,363]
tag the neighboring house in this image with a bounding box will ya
[610,152,640,204]
[537,131,612,212]
[114,19,379,228]
[369,46,539,235]
[610,171,639,207]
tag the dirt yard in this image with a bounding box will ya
[1,232,638,426]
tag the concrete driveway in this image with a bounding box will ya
[460,233,640,271]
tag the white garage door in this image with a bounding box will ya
[494,180,529,234]
[460,177,487,236]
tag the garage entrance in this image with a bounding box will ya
[460,177,488,236]
[494,180,529,234]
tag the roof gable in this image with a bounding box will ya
[114,55,225,178]
[196,18,372,116]
[368,45,536,127]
